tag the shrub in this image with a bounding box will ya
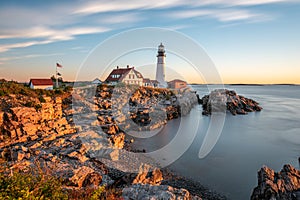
[38,95,46,103]
[24,101,35,107]
[0,168,67,199]
[34,104,42,111]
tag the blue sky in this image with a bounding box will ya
[0,0,299,83]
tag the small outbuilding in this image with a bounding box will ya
[168,79,187,89]
[29,78,53,90]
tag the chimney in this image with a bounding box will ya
[127,65,129,68]
[117,66,119,69]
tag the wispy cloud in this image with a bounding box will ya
[0,53,64,64]
[0,26,109,40]
[0,26,110,52]
[167,8,269,24]
[0,40,54,53]
[73,0,185,15]
[192,0,295,6]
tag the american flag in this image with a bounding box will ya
[56,63,63,68]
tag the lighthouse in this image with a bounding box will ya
[155,43,167,88]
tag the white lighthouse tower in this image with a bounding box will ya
[155,43,167,88]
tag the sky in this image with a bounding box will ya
[0,0,300,84]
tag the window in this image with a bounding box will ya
[111,74,120,78]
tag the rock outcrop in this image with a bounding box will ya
[73,85,197,136]
[251,164,300,200]
[0,97,76,147]
[200,89,262,115]
[0,84,223,199]
[122,184,202,200]
[132,164,163,185]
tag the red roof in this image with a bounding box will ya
[105,68,131,82]
[134,70,143,79]
[30,79,53,86]
[105,67,144,82]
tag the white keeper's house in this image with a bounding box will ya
[104,65,144,86]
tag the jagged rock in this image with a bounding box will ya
[109,132,125,148]
[70,166,102,188]
[176,90,198,116]
[133,164,163,185]
[201,89,262,115]
[122,184,202,200]
[67,151,89,163]
[106,124,119,135]
[77,130,119,161]
[0,96,76,147]
[82,172,102,188]
[17,151,26,161]
[251,164,300,200]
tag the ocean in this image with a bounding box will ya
[132,85,300,199]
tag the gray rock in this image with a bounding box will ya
[251,164,300,200]
[122,184,202,200]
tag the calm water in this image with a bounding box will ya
[132,85,300,199]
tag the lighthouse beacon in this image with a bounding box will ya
[155,43,167,88]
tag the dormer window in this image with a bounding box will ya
[111,74,120,78]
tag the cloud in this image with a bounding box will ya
[192,0,295,6]
[98,13,143,24]
[0,26,110,40]
[167,8,266,22]
[0,53,64,64]
[0,40,54,53]
[0,26,110,52]
[73,0,185,15]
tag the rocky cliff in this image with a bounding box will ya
[0,96,76,148]
[251,164,300,200]
[0,85,221,199]
[73,85,198,134]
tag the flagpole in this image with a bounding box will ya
[56,64,58,88]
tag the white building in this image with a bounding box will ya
[105,65,144,86]
[92,78,102,85]
[155,43,167,88]
[29,79,53,90]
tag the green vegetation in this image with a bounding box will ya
[0,164,122,200]
[0,168,67,199]
[0,79,72,98]
[0,80,73,111]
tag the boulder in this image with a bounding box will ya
[78,130,119,161]
[201,89,262,115]
[122,184,202,200]
[132,164,163,185]
[109,132,125,149]
[70,166,102,188]
[251,164,300,200]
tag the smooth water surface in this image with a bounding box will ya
[132,85,300,199]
